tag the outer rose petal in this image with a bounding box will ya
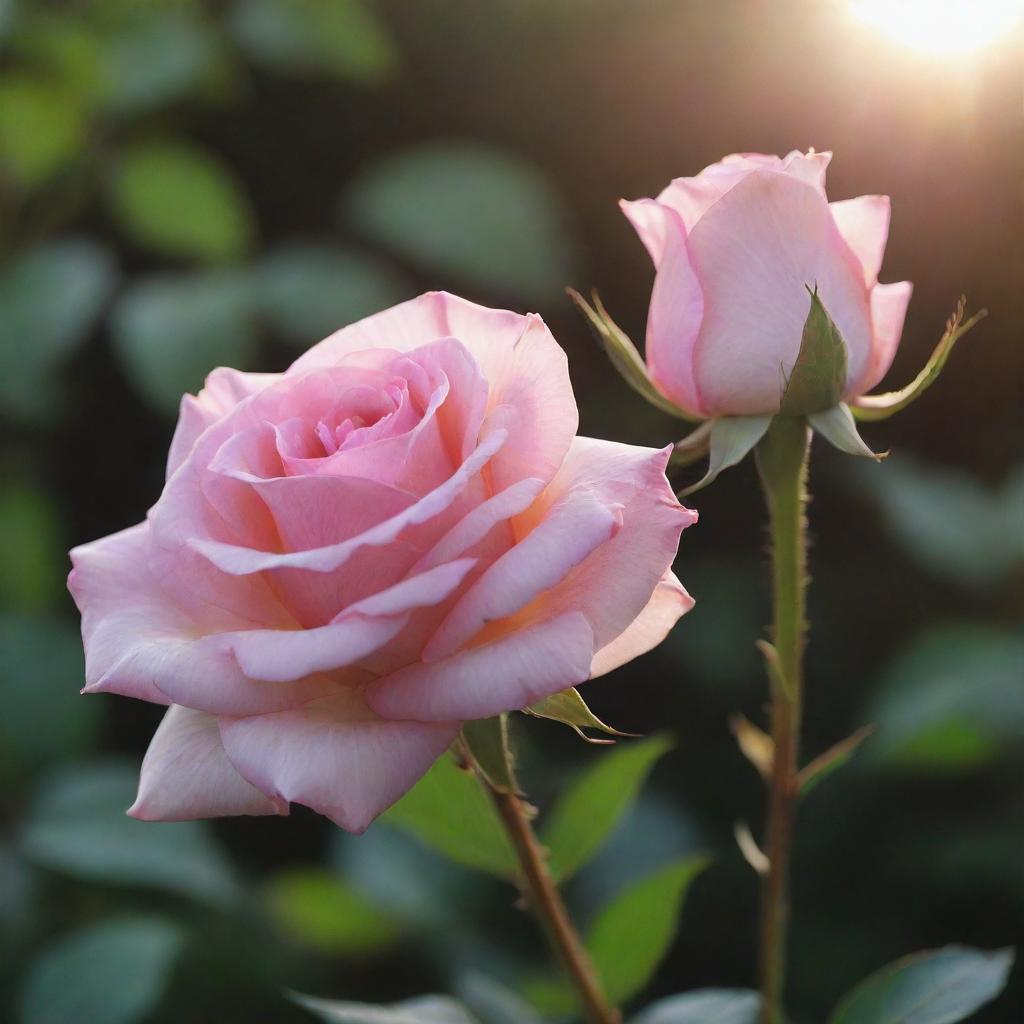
[856,280,913,395]
[129,705,286,821]
[218,692,459,833]
[289,292,578,492]
[829,195,891,287]
[590,571,693,677]
[687,170,872,414]
[367,612,596,722]
[167,368,278,479]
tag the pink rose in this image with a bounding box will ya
[69,292,696,831]
[622,150,913,418]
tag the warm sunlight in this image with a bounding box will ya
[850,0,1024,55]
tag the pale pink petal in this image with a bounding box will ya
[779,149,832,192]
[644,222,707,418]
[166,368,278,479]
[590,571,693,677]
[422,480,622,662]
[367,612,595,722]
[129,705,286,821]
[224,559,477,682]
[218,692,459,833]
[620,197,677,266]
[479,438,695,655]
[688,170,872,414]
[829,195,891,287]
[856,281,913,395]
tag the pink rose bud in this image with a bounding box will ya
[621,150,913,418]
[68,292,697,832]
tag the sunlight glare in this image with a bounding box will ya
[850,0,1024,55]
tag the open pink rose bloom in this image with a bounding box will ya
[622,150,913,417]
[69,292,696,831]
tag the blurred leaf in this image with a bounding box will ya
[108,142,254,262]
[98,8,219,113]
[382,752,515,877]
[858,456,1024,587]
[257,244,410,344]
[530,858,708,1013]
[542,734,673,882]
[0,483,64,613]
[111,270,258,412]
[526,686,631,742]
[19,916,184,1024]
[230,0,398,84]
[21,759,239,905]
[629,989,760,1024]
[457,973,544,1024]
[0,616,100,781]
[345,143,577,303]
[0,75,85,187]
[0,843,35,944]
[265,868,400,955]
[9,12,105,101]
[0,240,116,420]
[291,992,479,1024]
[827,945,1014,1024]
[867,627,1024,771]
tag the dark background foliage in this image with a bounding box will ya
[1,1,1022,1022]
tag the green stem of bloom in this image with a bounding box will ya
[755,415,811,1024]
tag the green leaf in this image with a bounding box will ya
[809,404,885,460]
[629,989,760,1024]
[0,483,64,613]
[0,240,116,420]
[265,868,400,955]
[19,916,184,1024]
[853,299,986,421]
[461,716,519,794]
[111,270,258,412]
[291,992,479,1024]
[345,143,577,303]
[542,734,673,882]
[0,75,85,187]
[857,456,1024,588]
[531,858,708,1014]
[108,142,254,262]
[828,945,1013,1024]
[867,627,1024,771]
[230,0,398,85]
[382,752,516,877]
[457,973,545,1024]
[567,288,696,421]
[526,687,631,743]
[780,287,848,415]
[21,760,239,905]
[677,415,772,497]
[257,244,410,344]
[0,616,100,782]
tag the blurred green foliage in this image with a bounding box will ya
[1,0,1021,1022]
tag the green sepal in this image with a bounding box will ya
[567,287,700,421]
[799,724,876,796]
[678,414,772,497]
[852,299,986,421]
[810,404,887,460]
[460,715,520,794]
[780,286,848,416]
[525,687,634,744]
[668,420,713,472]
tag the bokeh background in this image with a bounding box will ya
[2,1,1022,1022]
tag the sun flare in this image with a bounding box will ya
[850,0,1024,55]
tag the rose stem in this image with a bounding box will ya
[482,775,621,1024]
[754,415,811,1024]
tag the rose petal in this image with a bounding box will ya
[856,280,914,395]
[830,195,891,287]
[590,571,693,677]
[688,169,872,414]
[218,691,459,833]
[128,705,286,821]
